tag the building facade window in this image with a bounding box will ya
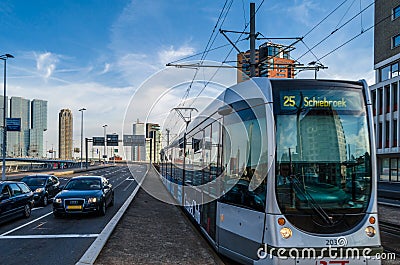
[394,82,398,111]
[381,65,391,81]
[386,121,390,147]
[392,62,399,77]
[393,5,400,20]
[386,85,391,113]
[381,158,390,181]
[394,121,398,147]
[393,34,400,48]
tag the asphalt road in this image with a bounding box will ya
[0,164,143,265]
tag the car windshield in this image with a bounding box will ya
[64,179,101,190]
[22,177,47,186]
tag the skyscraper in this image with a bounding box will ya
[58,109,73,159]
[8,97,30,157]
[30,99,48,157]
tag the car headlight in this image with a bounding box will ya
[35,188,44,193]
[87,197,98,203]
[54,198,62,203]
[365,226,376,237]
[280,227,293,239]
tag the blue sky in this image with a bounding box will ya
[0,0,375,157]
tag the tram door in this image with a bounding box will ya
[200,122,220,241]
[216,104,268,261]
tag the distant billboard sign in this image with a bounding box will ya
[123,135,145,146]
[6,118,21,131]
[93,137,105,146]
[107,134,119,146]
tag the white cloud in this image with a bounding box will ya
[35,52,59,79]
[101,63,111,74]
[287,0,321,27]
[158,45,195,66]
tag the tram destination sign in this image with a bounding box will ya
[279,89,363,111]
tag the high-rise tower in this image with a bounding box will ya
[58,109,73,160]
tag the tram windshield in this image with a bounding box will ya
[274,85,372,233]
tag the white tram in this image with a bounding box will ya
[159,78,381,265]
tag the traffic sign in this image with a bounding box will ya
[93,137,105,146]
[6,118,21,131]
[107,134,119,146]
[123,135,145,146]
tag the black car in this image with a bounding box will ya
[21,174,61,206]
[53,176,114,217]
[0,181,34,222]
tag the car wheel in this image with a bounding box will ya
[23,204,31,218]
[42,195,48,206]
[99,200,106,216]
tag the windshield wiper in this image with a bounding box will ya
[289,175,334,226]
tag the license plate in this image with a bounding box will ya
[67,205,82,210]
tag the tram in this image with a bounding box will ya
[159,78,381,265]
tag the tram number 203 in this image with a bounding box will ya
[325,238,347,246]
[326,239,339,246]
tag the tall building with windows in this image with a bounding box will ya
[370,0,400,182]
[237,42,295,83]
[29,99,47,157]
[58,109,73,160]
[8,97,30,157]
[132,121,145,161]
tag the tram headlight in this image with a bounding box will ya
[280,227,292,239]
[365,226,376,237]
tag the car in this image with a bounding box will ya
[0,181,34,222]
[21,174,61,206]
[52,176,114,218]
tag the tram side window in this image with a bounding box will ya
[220,105,268,212]
[185,136,194,185]
[192,131,204,186]
[203,125,212,185]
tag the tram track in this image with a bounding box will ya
[379,221,400,257]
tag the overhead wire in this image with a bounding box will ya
[179,0,232,106]
[168,0,233,139]
[319,7,393,61]
[295,0,374,62]
[303,0,351,38]
[190,0,266,104]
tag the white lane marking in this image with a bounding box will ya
[123,178,136,192]
[76,164,148,265]
[0,234,99,239]
[1,212,53,236]
[32,207,44,211]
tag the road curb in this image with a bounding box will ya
[75,164,148,265]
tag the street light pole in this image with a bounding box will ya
[1,54,14,181]
[103,124,107,163]
[79,108,86,169]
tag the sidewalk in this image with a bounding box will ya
[95,165,224,265]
